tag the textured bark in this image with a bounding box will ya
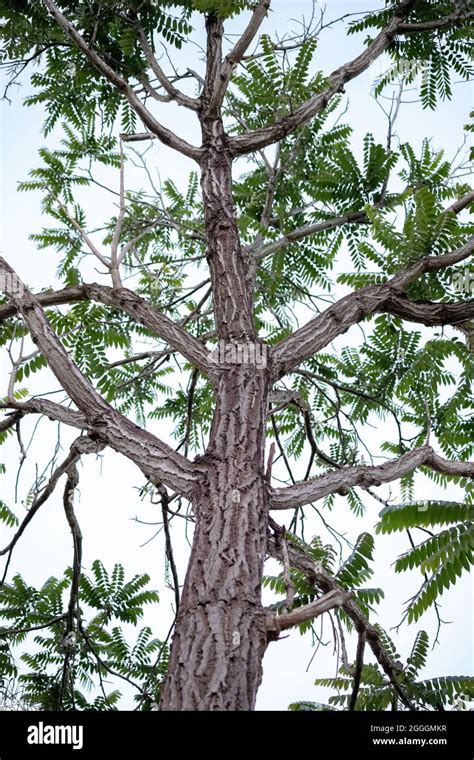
[160,367,271,710]
[271,238,474,376]
[271,446,474,510]
[200,117,256,341]
[200,16,256,342]
[159,20,273,708]
[0,258,197,498]
[0,282,212,374]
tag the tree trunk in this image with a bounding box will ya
[159,43,270,707]
[160,364,271,710]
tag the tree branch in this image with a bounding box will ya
[271,445,474,510]
[0,436,103,595]
[253,210,369,261]
[0,399,87,430]
[54,195,110,268]
[253,189,474,261]
[208,0,271,114]
[0,411,23,433]
[229,0,417,155]
[0,259,198,497]
[0,614,68,638]
[42,0,201,161]
[447,189,474,215]
[392,237,474,289]
[398,10,474,33]
[266,589,350,637]
[0,281,213,375]
[271,237,474,375]
[203,14,224,107]
[59,462,82,708]
[120,131,158,143]
[137,27,200,111]
[349,630,366,711]
[267,534,417,710]
[380,294,474,326]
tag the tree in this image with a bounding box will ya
[0,0,473,711]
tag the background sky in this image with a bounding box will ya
[0,0,472,710]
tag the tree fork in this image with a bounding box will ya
[161,17,272,710]
[200,15,256,342]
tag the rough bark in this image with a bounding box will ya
[159,20,274,708]
[200,16,256,342]
[201,117,256,341]
[271,446,474,510]
[160,366,271,710]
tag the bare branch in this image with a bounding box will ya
[271,238,474,375]
[380,294,474,326]
[349,630,366,711]
[0,435,103,590]
[0,411,23,433]
[447,189,474,215]
[120,132,158,143]
[267,534,417,710]
[62,463,82,631]
[229,1,417,155]
[156,483,180,613]
[266,589,349,636]
[398,10,474,33]
[110,142,126,288]
[0,399,87,430]
[0,614,68,638]
[137,27,200,110]
[253,189,474,262]
[42,0,201,161]
[0,259,198,497]
[0,281,213,375]
[271,445,474,510]
[278,527,295,613]
[253,210,369,261]
[208,0,271,114]
[54,195,110,268]
[60,462,82,708]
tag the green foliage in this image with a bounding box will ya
[264,532,384,635]
[298,630,474,711]
[0,1,192,137]
[191,0,254,16]
[0,500,18,528]
[0,564,166,710]
[377,500,473,623]
[288,700,336,711]
[377,501,474,533]
[350,1,473,110]
[337,533,374,588]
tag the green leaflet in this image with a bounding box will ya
[0,563,166,711]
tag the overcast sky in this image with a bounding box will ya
[0,0,472,710]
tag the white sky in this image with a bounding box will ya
[0,0,472,710]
